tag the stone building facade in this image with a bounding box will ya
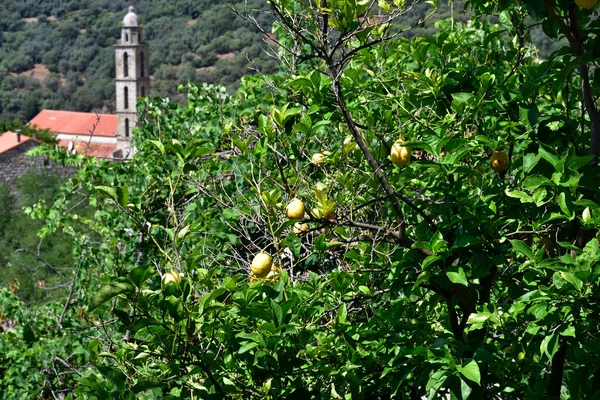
[0,131,74,197]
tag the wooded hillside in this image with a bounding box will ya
[0,0,563,124]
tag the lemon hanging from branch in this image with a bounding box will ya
[251,252,273,278]
[390,139,411,167]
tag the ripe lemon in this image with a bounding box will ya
[267,264,281,283]
[575,0,597,9]
[162,271,180,285]
[251,252,272,278]
[390,139,411,167]
[286,198,305,219]
[490,151,510,173]
[293,222,309,234]
[311,152,327,166]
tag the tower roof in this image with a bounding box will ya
[122,6,138,27]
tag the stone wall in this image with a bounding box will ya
[0,141,75,198]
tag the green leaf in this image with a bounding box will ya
[458,360,481,385]
[422,255,442,269]
[539,145,562,171]
[521,175,551,191]
[284,232,302,259]
[521,104,539,127]
[510,239,533,259]
[558,192,575,219]
[467,312,491,324]
[238,342,259,355]
[430,231,448,254]
[413,271,431,291]
[452,92,475,103]
[460,378,473,399]
[270,299,283,326]
[116,186,129,207]
[505,189,534,203]
[89,279,134,312]
[446,267,468,286]
[522,153,541,173]
[426,370,448,397]
[358,285,371,295]
[533,188,549,206]
[149,140,165,156]
[540,334,559,359]
[337,304,348,324]
[452,235,482,248]
[560,272,583,291]
[95,185,116,199]
[177,225,190,241]
[559,325,576,337]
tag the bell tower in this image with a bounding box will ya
[114,6,149,159]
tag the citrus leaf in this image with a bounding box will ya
[521,175,551,191]
[446,267,468,286]
[88,279,135,312]
[505,189,534,203]
[510,239,533,259]
[558,192,575,219]
[95,185,116,199]
[238,342,258,355]
[458,360,481,385]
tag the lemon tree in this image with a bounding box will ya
[15,0,600,398]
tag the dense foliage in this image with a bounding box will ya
[2,0,600,398]
[0,170,73,304]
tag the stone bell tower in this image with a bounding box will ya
[114,6,150,159]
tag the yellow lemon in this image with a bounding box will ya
[286,198,305,219]
[162,271,180,285]
[575,0,598,9]
[390,139,411,167]
[267,264,281,284]
[251,252,272,278]
[293,222,309,234]
[311,152,327,165]
[490,151,510,173]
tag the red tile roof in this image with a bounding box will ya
[58,140,118,159]
[0,131,35,155]
[29,110,117,137]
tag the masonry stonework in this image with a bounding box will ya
[114,6,149,159]
[0,141,74,197]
